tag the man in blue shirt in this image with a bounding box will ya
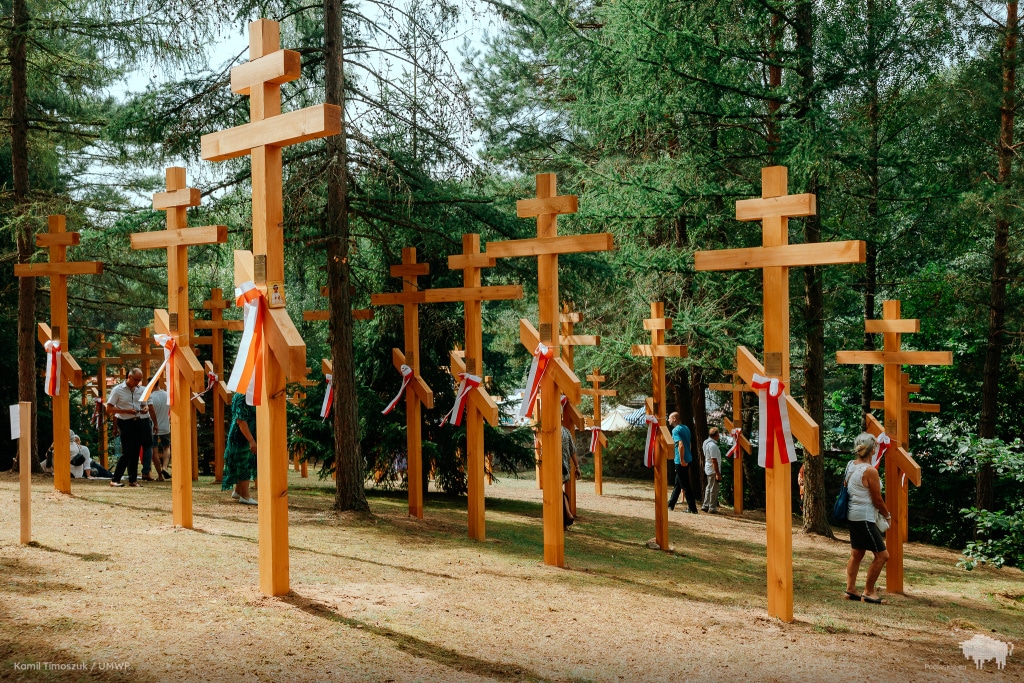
[668,412,698,513]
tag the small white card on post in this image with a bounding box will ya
[10,405,21,440]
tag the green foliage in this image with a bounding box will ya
[601,429,652,480]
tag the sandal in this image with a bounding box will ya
[862,594,883,604]
[844,591,862,601]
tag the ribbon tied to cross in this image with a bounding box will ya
[518,343,554,420]
[43,339,61,397]
[873,431,891,469]
[321,374,334,420]
[750,373,798,469]
[192,371,218,401]
[142,333,177,405]
[587,426,601,454]
[382,364,414,415]
[227,281,266,406]
[441,373,482,426]
[91,396,104,430]
[643,414,659,468]
[726,427,743,459]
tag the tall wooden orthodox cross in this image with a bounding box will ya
[486,173,615,567]
[371,244,521,522]
[303,285,374,322]
[446,233,523,540]
[709,371,752,514]
[836,299,952,593]
[121,327,163,376]
[288,372,318,478]
[14,215,102,494]
[558,302,596,513]
[695,165,866,622]
[630,302,686,550]
[83,333,122,467]
[201,18,339,596]
[130,166,226,527]
[581,369,615,495]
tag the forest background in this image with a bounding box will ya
[1,0,1022,570]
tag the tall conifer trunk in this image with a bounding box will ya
[325,0,369,511]
[862,0,881,415]
[978,1,1018,511]
[12,0,39,469]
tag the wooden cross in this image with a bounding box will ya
[130,167,226,528]
[83,333,122,467]
[287,371,318,478]
[14,215,102,494]
[192,288,244,482]
[121,327,164,376]
[303,285,374,322]
[557,302,597,513]
[708,371,752,514]
[694,165,865,622]
[371,244,521,521]
[446,234,524,540]
[202,18,339,597]
[580,369,615,495]
[630,302,687,550]
[836,299,952,594]
[485,173,615,567]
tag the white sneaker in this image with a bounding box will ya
[238,497,257,505]
[231,491,240,500]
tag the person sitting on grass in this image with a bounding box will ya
[844,432,891,604]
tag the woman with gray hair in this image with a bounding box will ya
[843,432,892,603]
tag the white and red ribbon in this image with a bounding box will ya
[873,431,891,469]
[519,343,554,420]
[382,364,414,414]
[227,281,266,406]
[192,371,217,401]
[143,333,176,405]
[643,414,659,468]
[726,427,743,458]
[750,373,798,469]
[91,397,104,430]
[441,373,481,426]
[588,426,601,453]
[43,340,61,396]
[320,374,334,420]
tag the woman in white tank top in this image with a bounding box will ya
[843,433,891,604]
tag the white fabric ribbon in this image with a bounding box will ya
[643,414,659,468]
[227,282,266,405]
[44,340,61,397]
[726,427,743,459]
[321,374,334,420]
[441,373,481,426]
[873,431,891,469]
[192,371,217,401]
[382,365,414,414]
[143,333,176,405]
[518,343,554,420]
[91,397,104,430]
[588,426,601,453]
[750,373,798,469]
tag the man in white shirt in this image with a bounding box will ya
[148,385,171,480]
[702,427,723,513]
[69,432,92,479]
[105,368,157,487]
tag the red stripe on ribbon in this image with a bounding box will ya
[321,374,334,420]
[519,343,554,420]
[382,365,414,414]
[44,340,61,397]
[227,282,266,406]
[192,371,217,401]
[441,373,481,426]
[588,427,601,453]
[873,431,891,469]
[91,397,104,430]
[726,427,742,459]
[750,373,797,469]
[643,415,659,468]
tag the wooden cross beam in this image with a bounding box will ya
[557,302,594,511]
[121,327,164,376]
[287,370,317,478]
[709,371,752,514]
[440,234,524,539]
[836,299,952,594]
[485,173,614,567]
[695,165,863,623]
[192,288,243,482]
[84,333,122,467]
[131,167,225,528]
[581,369,615,495]
[14,215,103,494]
[630,302,687,550]
[201,18,336,597]
[303,285,374,321]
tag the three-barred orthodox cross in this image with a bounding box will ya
[130,167,227,528]
[708,372,752,514]
[836,299,952,594]
[557,302,596,514]
[694,165,866,623]
[485,173,614,568]
[14,215,102,494]
[630,302,686,551]
[580,369,615,495]
[83,333,122,468]
[201,18,340,597]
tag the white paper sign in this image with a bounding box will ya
[10,405,20,440]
